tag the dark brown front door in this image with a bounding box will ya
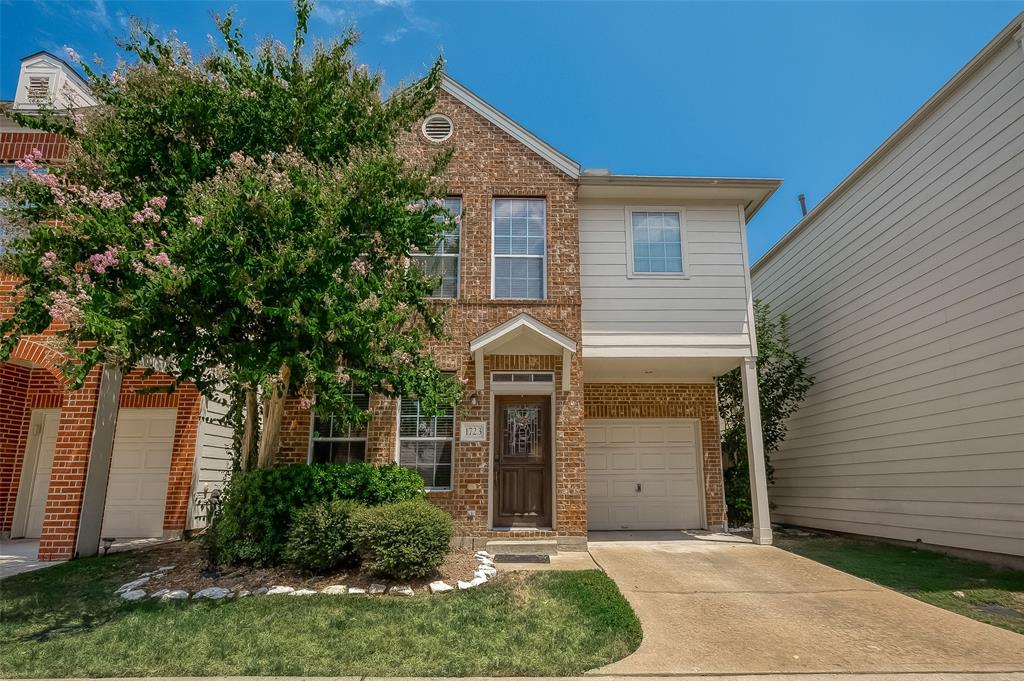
[494,395,552,528]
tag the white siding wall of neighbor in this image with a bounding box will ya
[580,201,751,339]
[186,395,233,529]
[751,26,1024,558]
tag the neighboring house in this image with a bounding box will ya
[751,13,1024,560]
[0,53,229,560]
[1,50,781,560]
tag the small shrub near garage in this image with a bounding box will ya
[204,463,425,565]
[284,499,363,572]
[349,499,454,579]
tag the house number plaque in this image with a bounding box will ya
[460,421,487,442]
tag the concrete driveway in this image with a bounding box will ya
[588,532,1024,675]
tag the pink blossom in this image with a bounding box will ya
[151,252,171,267]
[189,215,204,226]
[132,206,161,223]
[63,46,81,63]
[132,261,145,274]
[88,247,120,274]
[458,376,469,386]
[453,215,462,225]
[143,239,155,251]
[430,197,445,207]
[299,395,316,410]
[110,70,126,86]
[335,367,351,385]
[40,251,58,270]
[350,257,369,276]
[147,196,167,210]
[47,289,88,325]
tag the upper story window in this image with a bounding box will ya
[493,198,546,299]
[628,209,685,276]
[411,196,461,298]
[308,385,370,464]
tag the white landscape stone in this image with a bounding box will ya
[429,581,454,594]
[477,565,497,576]
[473,570,489,583]
[469,576,487,587]
[115,577,150,594]
[291,589,318,596]
[253,587,269,595]
[162,590,189,601]
[953,590,966,599]
[267,585,295,595]
[193,587,231,600]
[157,565,176,572]
[347,586,367,594]
[321,585,347,595]
[150,589,169,599]
[121,589,147,601]
[457,580,475,590]
[236,590,251,598]
[389,585,414,596]
[368,583,387,594]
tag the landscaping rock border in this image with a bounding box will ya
[117,551,498,601]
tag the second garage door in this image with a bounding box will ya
[586,418,704,531]
[101,408,176,538]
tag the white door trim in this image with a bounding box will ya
[12,408,60,539]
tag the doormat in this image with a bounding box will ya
[493,554,550,563]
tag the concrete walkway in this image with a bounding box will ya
[0,539,64,578]
[587,532,1024,675]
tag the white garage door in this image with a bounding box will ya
[586,419,703,531]
[101,408,176,538]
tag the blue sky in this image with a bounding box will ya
[1,0,1020,260]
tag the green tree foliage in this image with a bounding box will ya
[716,300,813,524]
[0,1,463,466]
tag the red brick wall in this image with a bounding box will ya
[277,90,586,538]
[0,131,68,164]
[0,363,31,535]
[583,383,727,529]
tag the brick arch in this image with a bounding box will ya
[5,338,69,386]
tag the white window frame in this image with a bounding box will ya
[394,397,456,492]
[491,197,547,300]
[411,196,462,299]
[306,386,370,464]
[625,206,689,279]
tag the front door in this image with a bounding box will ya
[494,395,552,528]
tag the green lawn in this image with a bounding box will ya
[0,553,641,678]
[777,533,1024,634]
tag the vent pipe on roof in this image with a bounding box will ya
[798,193,808,217]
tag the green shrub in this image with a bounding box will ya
[284,499,362,572]
[204,463,425,565]
[349,500,453,579]
[723,460,752,526]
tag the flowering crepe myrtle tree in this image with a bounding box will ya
[0,0,464,469]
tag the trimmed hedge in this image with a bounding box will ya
[349,499,454,579]
[204,463,425,565]
[284,499,362,572]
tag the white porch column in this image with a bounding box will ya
[740,356,773,545]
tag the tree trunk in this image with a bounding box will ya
[257,364,291,468]
[239,387,259,472]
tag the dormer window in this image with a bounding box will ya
[26,76,50,103]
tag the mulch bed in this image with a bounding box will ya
[121,540,482,594]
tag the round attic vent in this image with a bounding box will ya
[422,113,453,143]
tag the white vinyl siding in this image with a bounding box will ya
[580,202,752,339]
[493,198,546,299]
[751,37,1024,557]
[187,394,233,529]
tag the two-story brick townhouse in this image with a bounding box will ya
[2,51,780,562]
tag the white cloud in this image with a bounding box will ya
[382,27,408,43]
[31,0,113,34]
[311,2,349,27]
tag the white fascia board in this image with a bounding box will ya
[441,75,580,179]
[470,313,577,354]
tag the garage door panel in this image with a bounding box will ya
[586,418,703,531]
[101,409,175,539]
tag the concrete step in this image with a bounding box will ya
[485,539,559,556]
